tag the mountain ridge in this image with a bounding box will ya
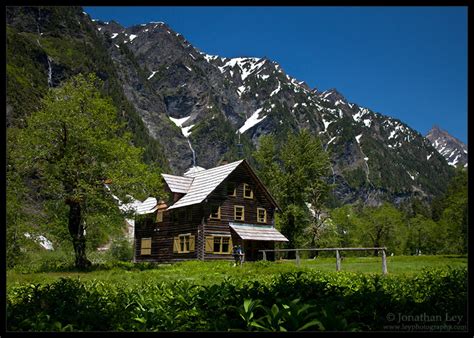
[6,7,455,207]
[426,125,467,168]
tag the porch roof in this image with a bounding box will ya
[229,223,289,242]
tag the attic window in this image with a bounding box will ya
[243,183,253,199]
[227,182,236,196]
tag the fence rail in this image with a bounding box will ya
[258,247,388,274]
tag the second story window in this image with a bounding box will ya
[257,208,267,223]
[234,205,245,221]
[243,183,253,199]
[209,205,221,220]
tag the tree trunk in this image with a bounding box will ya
[67,201,91,269]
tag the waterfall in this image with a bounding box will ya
[47,56,53,87]
[187,138,196,167]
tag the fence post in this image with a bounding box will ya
[296,250,300,267]
[262,251,267,261]
[382,249,388,275]
[336,250,341,271]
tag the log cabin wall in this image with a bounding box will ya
[203,164,276,261]
[134,204,201,262]
[134,162,279,263]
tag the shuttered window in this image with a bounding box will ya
[173,234,195,253]
[205,236,214,253]
[257,208,267,223]
[141,238,152,255]
[208,235,232,254]
[234,205,245,221]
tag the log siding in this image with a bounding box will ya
[134,160,282,262]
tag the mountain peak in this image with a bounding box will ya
[319,88,346,103]
[426,126,467,167]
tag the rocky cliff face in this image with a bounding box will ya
[94,19,453,204]
[426,126,468,168]
[6,7,455,206]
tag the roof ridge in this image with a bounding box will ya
[167,159,245,210]
[184,159,244,177]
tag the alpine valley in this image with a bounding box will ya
[7,6,462,207]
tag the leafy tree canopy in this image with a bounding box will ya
[8,73,164,268]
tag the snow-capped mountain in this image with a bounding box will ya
[426,126,467,168]
[6,7,455,206]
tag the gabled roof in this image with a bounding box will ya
[162,159,279,211]
[162,174,193,194]
[166,160,244,210]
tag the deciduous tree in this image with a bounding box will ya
[8,73,163,269]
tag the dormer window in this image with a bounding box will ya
[243,183,253,199]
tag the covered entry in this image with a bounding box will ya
[229,223,289,261]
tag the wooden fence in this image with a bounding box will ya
[259,247,388,274]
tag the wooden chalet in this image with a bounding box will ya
[133,159,288,262]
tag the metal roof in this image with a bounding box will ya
[136,197,157,214]
[229,223,289,242]
[162,174,194,193]
[167,160,244,210]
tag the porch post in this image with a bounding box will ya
[197,216,205,261]
[262,250,267,261]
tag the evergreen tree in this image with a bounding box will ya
[254,129,331,254]
[8,74,164,269]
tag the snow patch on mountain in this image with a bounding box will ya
[238,108,266,133]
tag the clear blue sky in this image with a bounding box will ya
[84,6,468,144]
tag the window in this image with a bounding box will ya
[180,235,189,252]
[227,182,236,196]
[209,205,221,219]
[156,211,163,223]
[243,183,253,199]
[141,238,152,255]
[173,234,195,253]
[234,205,245,221]
[207,236,232,254]
[257,208,267,223]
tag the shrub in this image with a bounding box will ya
[7,267,467,331]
